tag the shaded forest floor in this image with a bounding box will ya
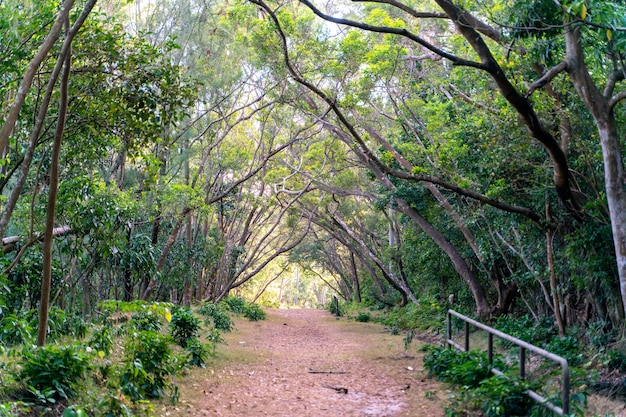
[161,308,446,417]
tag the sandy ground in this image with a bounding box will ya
[164,308,446,417]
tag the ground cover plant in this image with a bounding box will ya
[0,298,265,416]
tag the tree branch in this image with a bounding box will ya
[296,0,486,70]
[525,61,568,97]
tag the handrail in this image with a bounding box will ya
[447,310,570,416]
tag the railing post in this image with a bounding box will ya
[562,362,570,415]
[520,347,526,379]
[488,333,493,367]
[464,321,470,351]
[447,311,452,349]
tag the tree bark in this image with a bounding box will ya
[0,0,75,159]
[38,31,72,347]
[564,23,626,319]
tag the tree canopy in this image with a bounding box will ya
[0,0,625,342]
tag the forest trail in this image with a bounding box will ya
[165,308,446,416]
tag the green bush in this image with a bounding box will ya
[88,326,113,356]
[170,309,201,348]
[378,299,444,332]
[130,311,162,332]
[423,346,500,388]
[0,402,30,417]
[0,314,33,345]
[185,338,210,368]
[477,374,535,417]
[544,335,583,366]
[495,315,557,348]
[197,302,232,331]
[243,303,266,321]
[355,312,371,322]
[607,349,626,372]
[223,296,246,314]
[20,344,91,401]
[121,331,177,401]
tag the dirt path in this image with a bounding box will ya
[165,308,446,417]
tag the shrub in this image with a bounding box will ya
[197,302,232,331]
[96,390,153,417]
[130,311,162,332]
[243,303,266,321]
[607,349,626,372]
[477,374,535,417]
[378,299,444,332]
[88,326,113,356]
[20,344,91,401]
[185,338,210,368]
[544,335,583,366]
[0,402,30,417]
[355,312,371,322]
[423,346,499,388]
[121,331,177,401]
[0,314,33,345]
[170,309,201,348]
[495,315,557,348]
[223,296,246,314]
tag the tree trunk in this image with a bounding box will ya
[38,33,71,347]
[350,252,361,303]
[564,24,626,319]
[0,0,75,160]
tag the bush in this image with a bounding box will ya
[378,299,444,332]
[544,335,583,366]
[223,296,246,314]
[121,331,177,401]
[88,326,113,356]
[185,338,210,368]
[477,374,535,417]
[423,346,500,388]
[355,312,371,322]
[607,349,626,372]
[20,344,91,401]
[243,303,266,321]
[170,309,201,348]
[0,314,33,345]
[495,315,557,348]
[130,311,162,332]
[197,302,232,332]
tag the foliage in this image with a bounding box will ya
[0,314,33,345]
[355,312,371,322]
[130,311,163,332]
[544,336,584,366]
[20,344,91,401]
[121,331,178,401]
[197,302,233,332]
[494,315,557,347]
[169,308,201,348]
[476,375,535,417]
[223,296,247,314]
[62,405,88,417]
[88,326,114,356]
[606,349,626,373]
[184,338,210,368]
[378,299,445,333]
[96,391,154,417]
[243,303,266,321]
[445,374,536,417]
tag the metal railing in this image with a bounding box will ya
[447,310,570,416]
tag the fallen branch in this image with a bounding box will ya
[322,385,348,394]
[308,370,349,374]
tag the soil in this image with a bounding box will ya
[162,308,447,417]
